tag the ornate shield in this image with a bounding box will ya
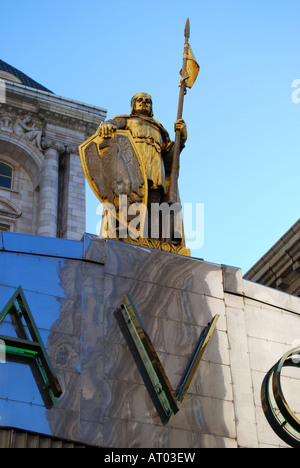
[79,130,148,238]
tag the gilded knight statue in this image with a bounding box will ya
[79,93,190,255]
[79,20,199,256]
[99,93,186,236]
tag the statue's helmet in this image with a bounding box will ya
[130,92,153,117]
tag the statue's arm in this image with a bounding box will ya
[163,119,187,173]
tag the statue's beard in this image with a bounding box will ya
[133,106,152,117]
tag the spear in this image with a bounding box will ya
[168,18,190,205]
[167,18,199,238]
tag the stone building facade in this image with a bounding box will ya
[0,60,106,239]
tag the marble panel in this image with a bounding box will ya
[81,293,104,343]
[204,328,230,365]
[226,306,258,448]
[251,369,266,408]
[103,341,144,386]
[102,417,128,448]
[102,378,160,425]
[169,393,236,439]
[104,240,224,298]
[57,259,83,301]
[153,349,230,402]
[102,273,227,340]
[46,331,81,374]
[46,406,79,442]
[222,264,244,295]
[0,252,66,298]
[48,297,82,337]
[0,288,81,338]
[224,291,245,310]
[83,265,104,293]
[255,406,289,448]
[79,420,103,447]
[168,429,237,448]
[247,336,290,374]
[140,314,205,357]
[189,360,233,402]
[243,279,300,314]
[83,234,105,264]
[127,284,226,328]
[80,340,104,424]
[126,421,237,448]
[51,369,80,413]
[244,300,300,345]
[1,231,83,260]
[152,351,191,390]
[126,420,173,449]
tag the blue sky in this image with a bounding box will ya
[1,0,299,274]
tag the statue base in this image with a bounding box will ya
[120,236,191,257]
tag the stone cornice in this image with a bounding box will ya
[245,219,300,280]
[244,219,300,295]
[0,112,83,156]
[2,80,107,131]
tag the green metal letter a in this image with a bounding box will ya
[0,286,62,403]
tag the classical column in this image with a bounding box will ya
[60,145,86,240]
[37,141,65,237]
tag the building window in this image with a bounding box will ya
[0,162,13,189]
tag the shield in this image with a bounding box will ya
[79,129,148,239]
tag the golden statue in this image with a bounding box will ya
[79,19,199,257]
[100,93,186,229]
[99,93,186,196]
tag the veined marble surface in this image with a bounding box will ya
[0,232,299,448]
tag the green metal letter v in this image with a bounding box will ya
[120,294,219,419]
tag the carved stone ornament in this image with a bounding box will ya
[41,139,66,154]
[0,111,45,153]
[0,196,22,219]
[0,112,13,130]
[12,115,43,151]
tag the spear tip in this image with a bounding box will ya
[184,18,190,39]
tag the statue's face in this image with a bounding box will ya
[134,94,152,116]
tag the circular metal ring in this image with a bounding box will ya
[261,347,300,448]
